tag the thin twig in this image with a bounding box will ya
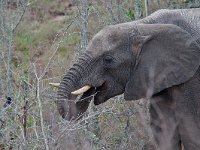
[39,15,78,80]
[33,63,49,150]
[22,101,28,140]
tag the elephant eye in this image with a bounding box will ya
[103,55,114,65]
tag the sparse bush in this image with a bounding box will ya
[0,0,198,149]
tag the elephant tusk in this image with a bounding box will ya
[49,82,60,87]
[71,85,91,95]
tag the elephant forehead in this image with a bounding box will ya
[88,26,128,55]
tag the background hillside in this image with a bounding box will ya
[0,0,199,149]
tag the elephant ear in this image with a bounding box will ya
[124,24,200,100]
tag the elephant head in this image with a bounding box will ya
[57,23,200,120]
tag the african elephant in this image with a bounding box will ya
[57,8,200,150]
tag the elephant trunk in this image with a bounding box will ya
[57,73,78,120]
[57,55,92,120]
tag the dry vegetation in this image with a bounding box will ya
[0,0,199,149]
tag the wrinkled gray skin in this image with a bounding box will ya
[57,9,200,150]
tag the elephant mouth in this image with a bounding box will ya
[75,82,107,106]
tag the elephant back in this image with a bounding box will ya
[138,9,200,46]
